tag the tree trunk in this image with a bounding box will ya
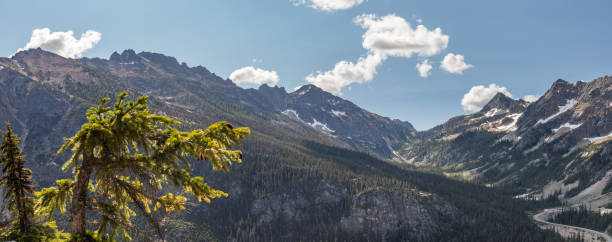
[17,164,29,233]
[70,157,94,238]
[18,189,27,232]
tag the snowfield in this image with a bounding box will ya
[537,99,577,124]
[308,118,334,133]
[552,122,582,132]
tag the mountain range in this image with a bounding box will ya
[401,76,612,205]
[1,48,606,241]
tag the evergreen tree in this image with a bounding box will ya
[0,122,35,235]
[35,92,249,241]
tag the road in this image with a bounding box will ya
[534,208,612,242]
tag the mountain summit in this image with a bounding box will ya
[481,92,527,113]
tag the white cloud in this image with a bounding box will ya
[306,54,383,94]
[355,14,449,58]
[440,53,473,74]
[461,84,513,112]
[229,66,280,86]
[293,0,365,12]
[14,28,101,58]
[523,94,540,103]
[416,59,432,78]
[306,14,449,94]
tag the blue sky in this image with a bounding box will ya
[1,0,611,130]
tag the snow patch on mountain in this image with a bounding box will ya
[545,122,582,143]
[331,110,346,117]
[586,132,612,143]
[553,122,582,133]
[328,99,341,106]
[493,113,522,132]
[297,86,312,95]
[282,110,334,133]
[513,191,539,200]
[282,109,302,121]
[480,112,522,132]
[537,99,578,124]
[484,108,504,117]
[308,118,334,133]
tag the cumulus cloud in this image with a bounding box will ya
[14,28,101,58]
[229,66,280,86]
[523,94,540,103]
[355,14,449,58]
[293,0,365,12]
[461,84,513,112]
[440,53,473,74]
[416,59,432,78]
[306,54,383,94]
[306,14,449,94]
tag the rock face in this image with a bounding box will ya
[340,189,451,239]
[247,184,453,241]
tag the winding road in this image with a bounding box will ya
[534,208,612,242]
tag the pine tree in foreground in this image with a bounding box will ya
[35,92,250,241]
[0,123,68,241]
[0,122,35,234]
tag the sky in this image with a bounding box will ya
[1,0,611,130]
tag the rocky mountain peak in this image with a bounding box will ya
[279,83,415,159]
[109,49,140,64]
[9,48,70,67]
[0,48,89,85]
[258,84,288,110]
[293,84,322,95]
[551,78,570,87]
[191,65,211,75]
[516,79,582,128]
[289,84,343,106]
[137,51,180,67]
[480,92,523,113]
[259,84,287,93]
[12,48,60,59]
[393,119,416,131]
[545,79,582,98]
[590,75,612,90]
